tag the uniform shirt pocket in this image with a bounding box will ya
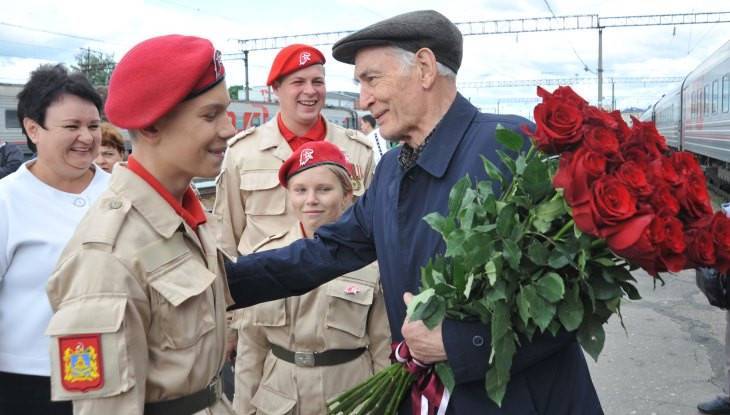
[46,295,135,401]
[239,170,286,216]
[148,256,217,350]
[252,299,287,327]
[325,279,374,338]
[251,385,297,415]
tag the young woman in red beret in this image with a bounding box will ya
[233,140,390,414]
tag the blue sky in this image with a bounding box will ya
[1,0,728,117]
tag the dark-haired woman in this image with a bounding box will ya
[0,64,109,414]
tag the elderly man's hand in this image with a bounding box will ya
[401,292,448,364]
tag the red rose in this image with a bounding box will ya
[539,85,587,109]
[592,176,638,226]
[612,113,633,143]
[532,101,584,154]
[710,213,730,274]
[712,212,730,255]
[553,148,606,206]
[621,142,654,165]
[615,161,652,198]
[648,185,680,216]
[648,157,682,188]
[629,118,669,157]
[583,126,620,159]
[606,214,657,274]
[677,172,713,223]
[686,228,716,267]
[572,175,639,239]
[583,106,618,129]
[672,152,703,177]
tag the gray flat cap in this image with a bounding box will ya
[332,10,463,73]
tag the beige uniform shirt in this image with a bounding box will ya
[46,164,235,415]
[213,117,374,258]
[232,225,391,415]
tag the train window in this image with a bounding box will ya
[4,110,20,129]
[722,73,730,112]
[712,80,719,114]
[704,85,710,115]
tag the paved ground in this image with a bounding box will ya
[588,268,727,415]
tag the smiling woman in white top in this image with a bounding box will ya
[0,64,109,415]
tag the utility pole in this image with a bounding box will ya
[597,27,603,108]
[243,50,250,101]
[611,78,616,110]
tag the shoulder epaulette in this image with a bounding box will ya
[228,126,257,147]
[344,127,372,148]
[79,196,132,247]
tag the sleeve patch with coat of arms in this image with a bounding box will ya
[59,334,104,392]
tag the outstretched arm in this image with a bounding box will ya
[226,183,379,308]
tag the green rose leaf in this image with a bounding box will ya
[407,289,435,321]
[435,362,456,393]
[495,124,525,152]
[522,285,555,331]
[496,204,516,238]
[557,284,584,331]
[547,249,572,269]
[448,176,471,218]
[535,272,565,303]
[517,287,531,325]
[480,155,505,188]
[527,240,549,266]
[422,297,447,330]
[485,259,498,285]
[515,154,528,176]
[423,212,455,238]
[464,274,475,298]
[497,150,516,176]
[502,239,522,271]
[485,329,517,406]
[523,156,552,202]
[577,316,606,362]
[590,273,623,300]
[620,281,642,300]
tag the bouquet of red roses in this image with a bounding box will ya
[327,86,725,414]
[532,85,728,275]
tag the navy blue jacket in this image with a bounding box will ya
[227,94,603,414]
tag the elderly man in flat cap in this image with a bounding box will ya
[224,10,603,415]
[45,35,237,415]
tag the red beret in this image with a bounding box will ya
[105,34,225,129]
[279,141,352,187]
[266,44,326,86]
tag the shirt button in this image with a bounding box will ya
[109,200,122,209]
[73,197,86,207]
[472,335,485,347]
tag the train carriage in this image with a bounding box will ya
[645,40,730,187]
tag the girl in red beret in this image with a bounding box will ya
[233,141,391,414]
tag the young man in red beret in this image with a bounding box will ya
[213,43,375,412]
[45,35,237,415]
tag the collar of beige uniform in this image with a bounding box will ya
[108,162,193,239]
[256,115,353,161]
